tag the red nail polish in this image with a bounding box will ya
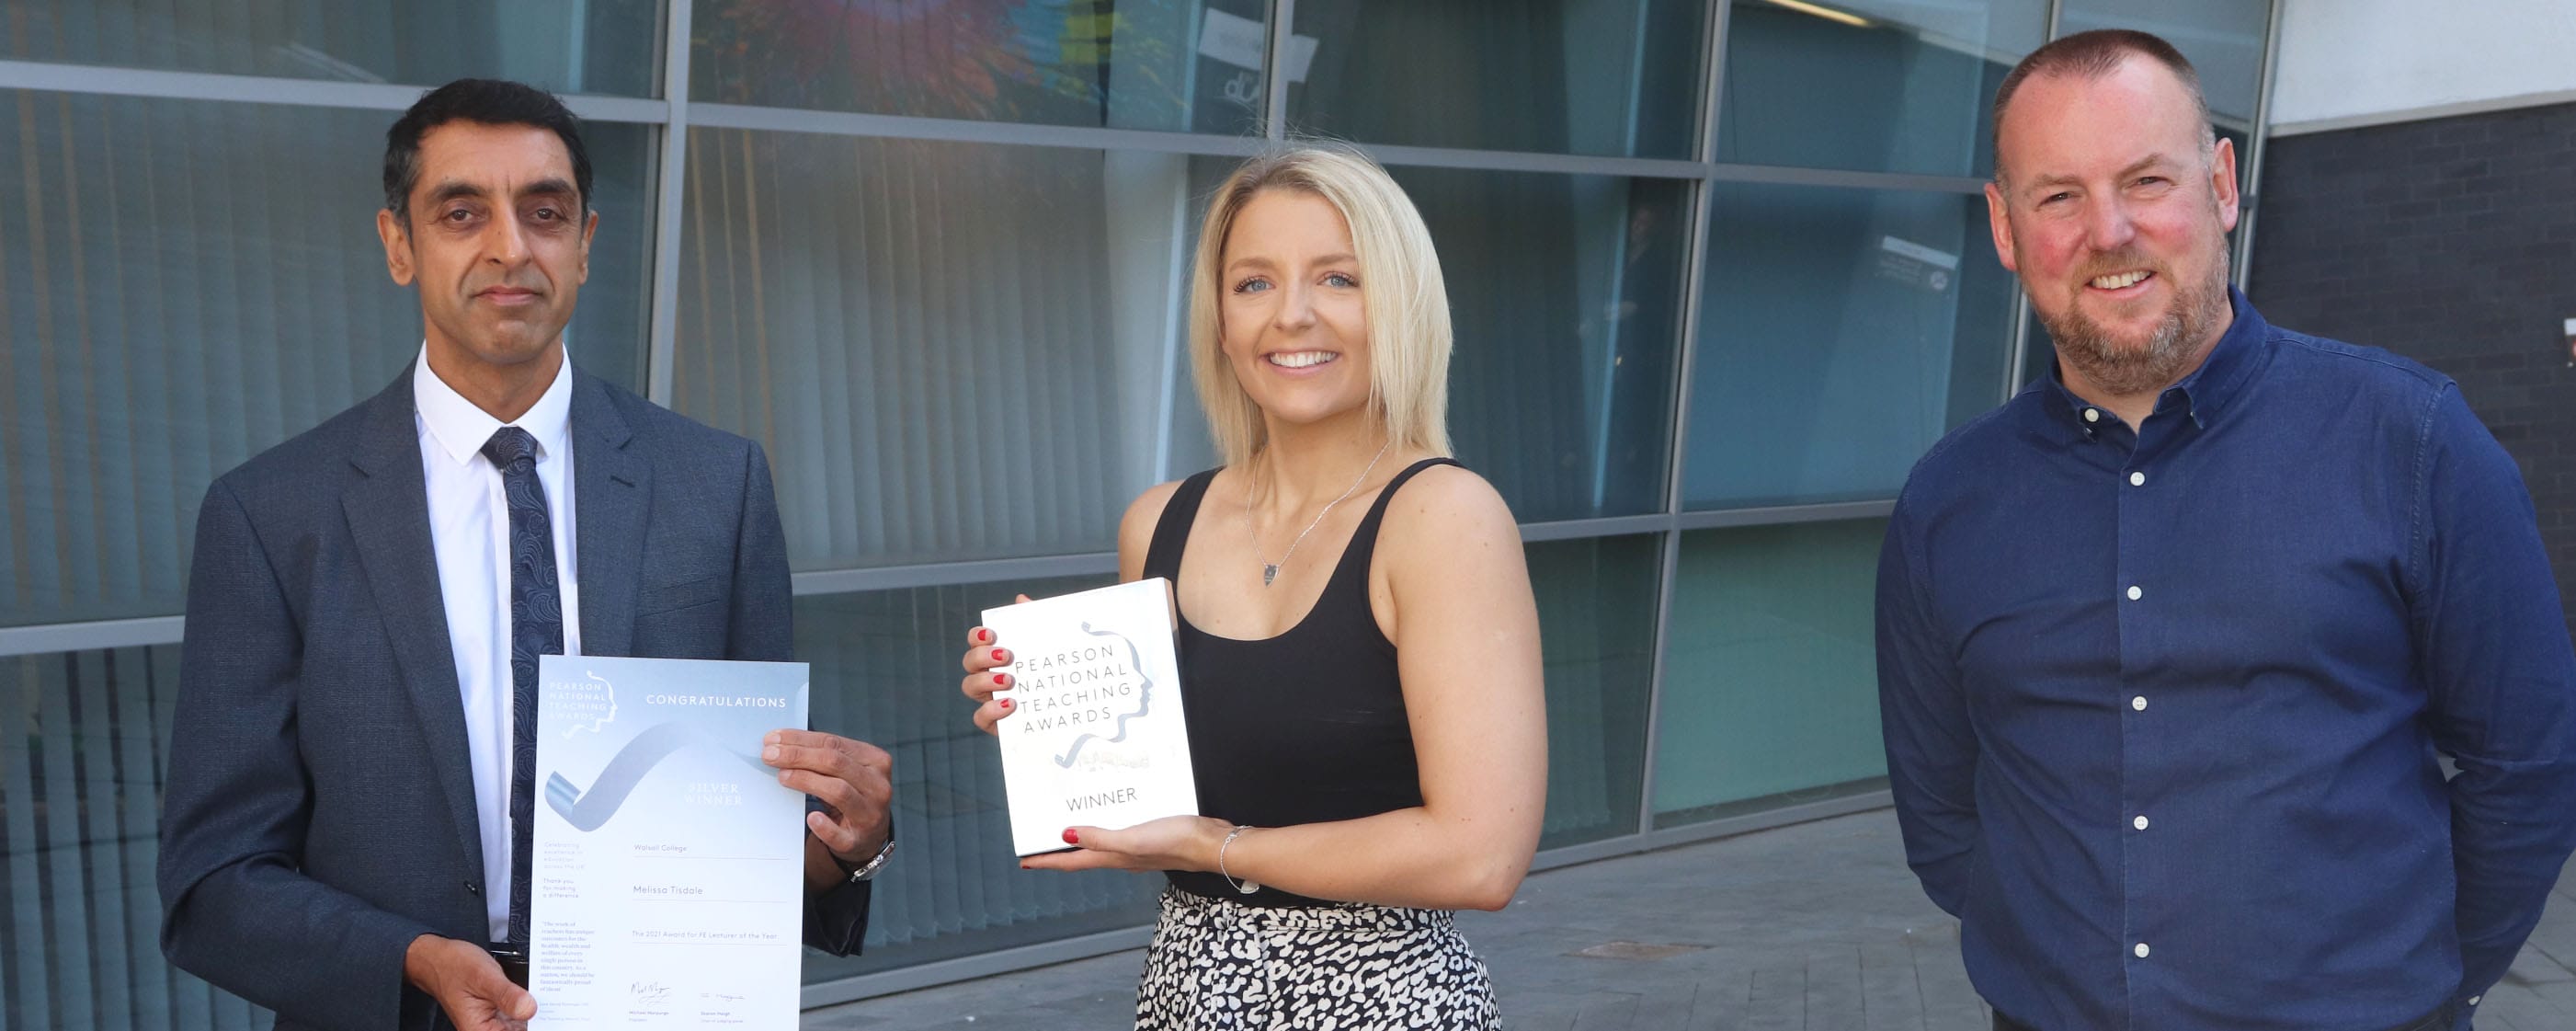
[992,649,1008,663]
[976,628,991,643]
[998,699,1013,711]
[995,672,1011,686]
[1062,828,1079,844]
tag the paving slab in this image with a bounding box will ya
[807,809,2576,1029]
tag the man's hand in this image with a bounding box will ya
[764,729,894,890]
[403,935,533,1031]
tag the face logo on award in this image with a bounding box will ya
[1217,189,1373,427]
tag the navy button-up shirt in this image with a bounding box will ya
[1877,289,2576,1031]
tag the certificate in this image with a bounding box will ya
[982,579,1199,856]
[529,654,809,1029]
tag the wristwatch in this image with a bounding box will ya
[837,828,896,883]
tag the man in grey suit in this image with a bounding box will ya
[157,80,895,1031]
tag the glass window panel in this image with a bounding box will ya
[693,0,1258,134]
[1652,518,1887,827]
[1286,0,1707,159]
[0,92,652,628]
[674,133,1187,571]
[0,645,274,1029]
[2016,298,2050,392]
[1715,0,2048,178]
[1529,534,1659,850]
[1403,167,1688,521]
[0,2,661,96]
[1161,161,1688,521]
[2057,0,2272,127]
[792,576,1168,979]
[1683,183,2017,510]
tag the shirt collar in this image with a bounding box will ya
[2033,285,2271,440]
[412,343,575,467]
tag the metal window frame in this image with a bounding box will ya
[0,0,2289,1007]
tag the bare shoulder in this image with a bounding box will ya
[1377,464,1521,566]
[1371,463,1532,644]
[1118,478,1195,579]
[1121,479,1191,541]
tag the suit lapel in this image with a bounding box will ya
[573,372,648,658]
[339,368,486,885]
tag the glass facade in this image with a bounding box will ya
[0,0,2279,1022]
[1653,519,1890,826]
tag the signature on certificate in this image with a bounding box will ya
[630,980,672,1004]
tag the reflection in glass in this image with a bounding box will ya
[793,577,1166,980]
[675,133,1191,570]
[0,646,273,1029]
[1685,183,2016,509]
[0,1,660,96]
[0,92,652,628]
[1287,0,1705,158]
[1163,161,1689,522]
[2057,0,2272,127]
[1529,535,1660,850]
[1653,519,1888,827]
[1399,168,1688,521]
[1716,0,2047,178]
[694,0,1261,134]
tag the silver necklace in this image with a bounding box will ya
[1244,440,1393,588]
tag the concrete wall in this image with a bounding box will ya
[2271,0,2576,133]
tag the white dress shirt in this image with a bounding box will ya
[413,347,582,943]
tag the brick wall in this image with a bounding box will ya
[2247,101,2576,629]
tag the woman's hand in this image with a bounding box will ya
[1023,815,1233,874]
[959,594,1032,736]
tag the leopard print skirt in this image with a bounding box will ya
[1134,886,1499,1030]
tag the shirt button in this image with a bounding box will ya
[2134,815,2150,831]
[2468,995,2481,1005]
[2132,695,2149,711]
[2135,943,2151,958]
[2084,407,2101,423]
[2129,471,2146,487]
[2126,585,2143,601]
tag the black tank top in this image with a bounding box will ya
[1146,457,1458,906]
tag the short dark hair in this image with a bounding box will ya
[382,78,593,223]
[1991,29,2213,183]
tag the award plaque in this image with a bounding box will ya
[981,579,1200,857]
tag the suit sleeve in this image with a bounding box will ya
[729,440,876,955]
[2410,386,2576,1009]
[158,477,438,1030]
[1876,499,1982,917]
[728,439,793,665]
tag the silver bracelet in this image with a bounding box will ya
[1217,824,1260,895]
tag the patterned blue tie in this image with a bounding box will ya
[482,426,561,949]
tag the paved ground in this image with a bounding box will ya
[806,808,2576,1030]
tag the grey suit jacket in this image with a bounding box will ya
[158,366,871,1031]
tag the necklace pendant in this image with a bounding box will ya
[1262,564,1280,587]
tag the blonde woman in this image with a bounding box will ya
[958,144,1546,1027]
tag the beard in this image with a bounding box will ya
[2037,245,2231,397]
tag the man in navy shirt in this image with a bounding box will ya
[1877,29,2576,1031]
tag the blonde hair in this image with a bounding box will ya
[1187,143,1453,467]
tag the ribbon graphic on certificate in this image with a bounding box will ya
[545,722,776,832]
